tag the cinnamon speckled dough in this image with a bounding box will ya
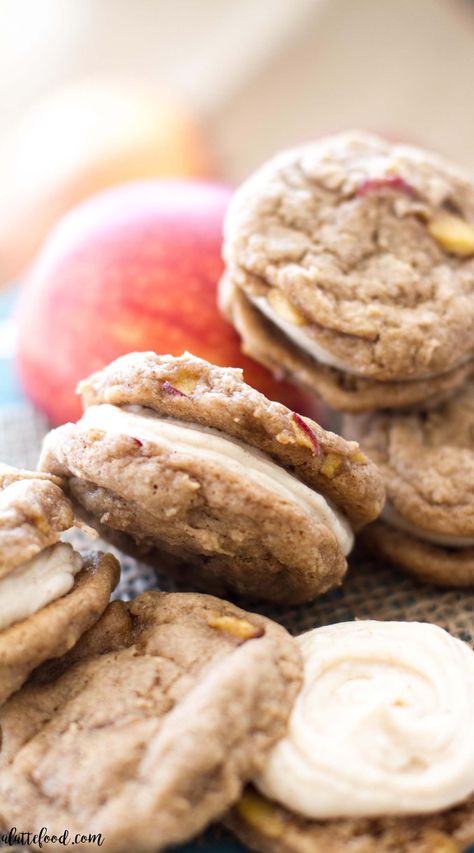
[0,551,119,705]
[226,789,474,853]
[0,465,120,704]
[345,380,474,586]
[221,131,474,411]
[39,352,385,604]
[223,277,473,414]
[0,591,302,853]
[0,464,75,578]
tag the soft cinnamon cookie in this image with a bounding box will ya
[0,465,120,703]
[221,131,474,412]
[0,590,302,853]
[344,380,474,586]
[39,351,385,604]
[227,620,474,853]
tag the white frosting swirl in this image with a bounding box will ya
[257,620,474,818]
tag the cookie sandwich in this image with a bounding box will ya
[0,590,302,852]
[39,351,385,604]
[345,379,474,587]
[220,130,474,412]
[0,464,120,704]
[228,620,474,853]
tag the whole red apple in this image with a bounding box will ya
[0,81,214,287]
[17,180,316,424]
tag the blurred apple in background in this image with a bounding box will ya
[17,180,317,425]
[0,79,215,286]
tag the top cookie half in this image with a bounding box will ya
[222,131,474,410]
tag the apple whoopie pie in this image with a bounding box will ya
[228,620,474,853]
[0,464,119,704]
[0,591,302,853]
[39,351,384,604]
[220,131,474,412]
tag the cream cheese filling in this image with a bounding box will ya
[250,294,472,381]
[382,502,474,549]
[80,404,354,556]
[257,620,474,819]
[250,294,356,373]
[0,542,83,632]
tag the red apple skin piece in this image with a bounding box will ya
[356,175,416,197]
[16,180,318,425]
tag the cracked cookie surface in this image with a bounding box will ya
[0,591,302,853]
[222,131,474,409]
[344,380,474,585]
[223,279,473,413]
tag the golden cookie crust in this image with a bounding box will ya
[361,521,474,587]
[345,381,474,538]
[0,464,75,579]
[0,592,302,853]
[223,131,474,385]
[0,551,119,704]
[344,381,474,586]
[223,281,472,413]
[226,788,474,853]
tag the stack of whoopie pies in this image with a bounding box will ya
[222,130,474,590]
[0,130,473,853]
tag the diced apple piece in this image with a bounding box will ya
[428,212,474,257]
[207,614,265,642]
[424,830,461,853]
[320,452,343,479]
[236,790,284,838]
[268,288,306,326]
[290,413,321,455]
[356,176,416,197]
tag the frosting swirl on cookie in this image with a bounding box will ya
[257,620,474,818]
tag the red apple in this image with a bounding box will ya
[17,180,317,424]
[0,80,215,287]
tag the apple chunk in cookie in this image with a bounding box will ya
[344,379,474,587]
[220,131,474,413]
[0,465,120,704]
[0,591,302,853]
[39,351,385,604]
[228,621,474,853]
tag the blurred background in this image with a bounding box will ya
[2,0,474,181]
[1,0,474,436]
